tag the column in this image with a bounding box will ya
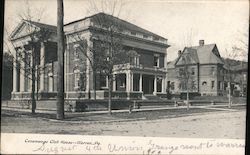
[164,53,167,69]
[153,75,157,95]
[139,74,142,92]
[131,73,133,91]
[19,50,25,92]
[162,77,166,93]
[126,71,131,92]
[113,74,116,91]
[39,42,45,92]
[106,76,109,88]
[12,50,18,92]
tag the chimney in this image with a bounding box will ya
[178,50,182,57]
[199,40,204,46]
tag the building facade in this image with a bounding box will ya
[167,40,229,96]
[10,13,170,100]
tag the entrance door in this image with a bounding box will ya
[142,75,154,94]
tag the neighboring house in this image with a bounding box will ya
[168,40,227,96]
[10,13,170,100]
[223,59,248,97]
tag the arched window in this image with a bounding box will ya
[202,81,207,86]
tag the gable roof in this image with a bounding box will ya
[189,44,224,64]
[65,12,167,41]
[10,20,56,40]
[173,44,224,66]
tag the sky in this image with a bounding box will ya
[4,0,249,61]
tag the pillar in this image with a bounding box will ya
[19,49,25,92]
[164,52,167,68]
[39,42,45,92]
[153,75,157,95]
[126,71,131,92]
[162,77,166,93]
[12,50,18,92]
[139,74,142,92]
[131,73,133,91]
[113,74,116,91]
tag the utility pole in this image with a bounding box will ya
[56,0,65,119]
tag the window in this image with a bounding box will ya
[73,44,80,60]
[131,31,136,35]
[130,56,140,66]
[211,81,215,89]
[211,67,215,76]
[100,74,107,88]
[143,34,148,39]
[243,74,247,81]
[74,70,80,89]
[153,37,159,41]
[218,81,221,90]
[191,80,196,90]
[170,82,175,90]
[154,55,159,67]
[179,68,184,76]
[191,68,195,75]
[202,81,207,86]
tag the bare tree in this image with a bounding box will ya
[4,2,51,114]
[56,0,65,120]
[176,52,196,110]
[86,0,129,114]
[224,47,241,108]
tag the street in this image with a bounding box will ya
[1,106,246,139]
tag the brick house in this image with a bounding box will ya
[10,13,170,100]
[167,40,228,96]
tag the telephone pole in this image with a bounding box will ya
[56,0,65,119]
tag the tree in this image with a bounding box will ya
[86,0,129,114]
[224,46,242,108]
[56,0,65,120]
[4,2,51,114]
[176,52,197,110]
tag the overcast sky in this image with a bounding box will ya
[4,0,249,61]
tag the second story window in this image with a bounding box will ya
[73,44,80,60]
[191,68,195,75]
[154,54,159,67]
[211,67,215,76]
[130,55,140,67]
[211,81,215,89]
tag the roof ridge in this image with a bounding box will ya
[65,12,167,40]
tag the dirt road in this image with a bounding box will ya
[1,108,246,139]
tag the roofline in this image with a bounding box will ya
[64,12,168,41]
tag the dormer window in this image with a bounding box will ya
[154,54,160,67]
